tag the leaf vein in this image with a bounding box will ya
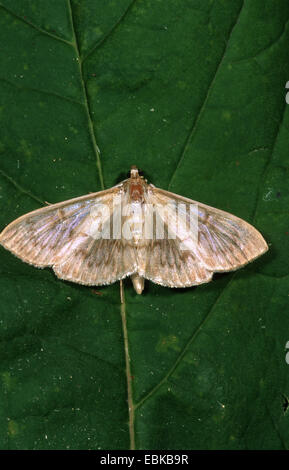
[0,2,72,46]
[0,77,84,107]
[135,275,235,410]
[83,0,138,62]
[168,1,245,190]
[0,168,45,205]
[67,0,104,190]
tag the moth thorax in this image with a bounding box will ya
[129,182,144,202]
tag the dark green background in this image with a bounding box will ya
[0,0,288,450]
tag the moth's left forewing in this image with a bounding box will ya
[150,186,268,273]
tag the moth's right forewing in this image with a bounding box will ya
[151,187,268,273]
[0,187,119,268]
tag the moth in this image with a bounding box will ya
[0,166,268,294]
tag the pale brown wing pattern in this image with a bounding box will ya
[0,189,117,267]
[150,187,268,274]
[0,186,138,286]
[137,239,212,287]
[54,238,137,286]
[0,172,268,291]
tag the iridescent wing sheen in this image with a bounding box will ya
[0,186,137,286]
[147,187,268,279]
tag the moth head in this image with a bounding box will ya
[129,166,144,179]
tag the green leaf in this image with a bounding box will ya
[0,0,288,450]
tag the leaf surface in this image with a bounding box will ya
[0,0,288,450]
